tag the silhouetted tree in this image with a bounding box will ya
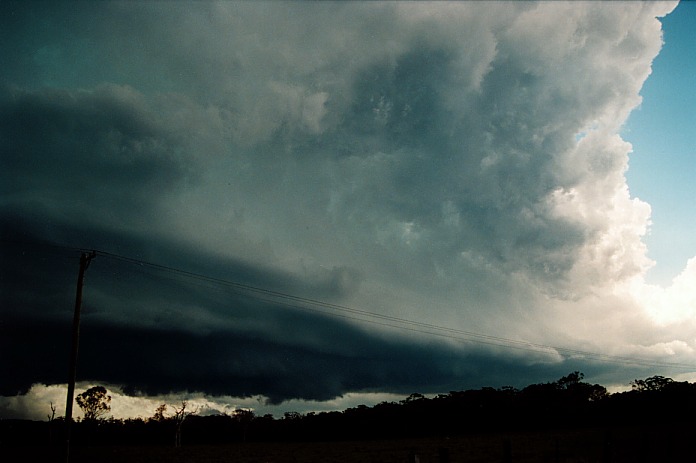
[282,410,305,424]
[401,392,426,404]
[171,400,197,447]
[76,386,111,421]
[233,409,255,442]
[47,401,56,422]
[556,371,608,402]
[557,371,584,389]
[150,403,168,422]
[47,401,57,444]
[632,375,673,392]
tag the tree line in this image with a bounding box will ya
[3,372,695,447]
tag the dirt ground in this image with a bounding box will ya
[7,425,696,463]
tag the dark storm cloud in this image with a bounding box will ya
[0,215,626,404]
[0,220,371,401]
[1,298,621,403]
[0,209,358,325]
[0,85,191,226]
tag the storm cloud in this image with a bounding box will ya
[2,1,694,419]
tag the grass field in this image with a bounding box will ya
[7,425,695,462]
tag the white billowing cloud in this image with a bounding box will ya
[61,4,692,332]
[631,257,696,325]
[0,383,406,421]
[0,384,68,421]
[550,132,654,296]
[0,383,242,421]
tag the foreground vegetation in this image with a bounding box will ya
[2,373,696,462]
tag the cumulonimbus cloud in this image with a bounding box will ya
[2,1,693,416]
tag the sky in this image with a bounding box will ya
[623,0,696,286]
[1,1,695,421]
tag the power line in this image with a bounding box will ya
[2,239,693,371]
[92,249,694,371]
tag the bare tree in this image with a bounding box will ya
[171,400,198,447]
[47,401,57,422]
[47,401,57,444]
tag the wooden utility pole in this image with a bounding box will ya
[65,250,96,462]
